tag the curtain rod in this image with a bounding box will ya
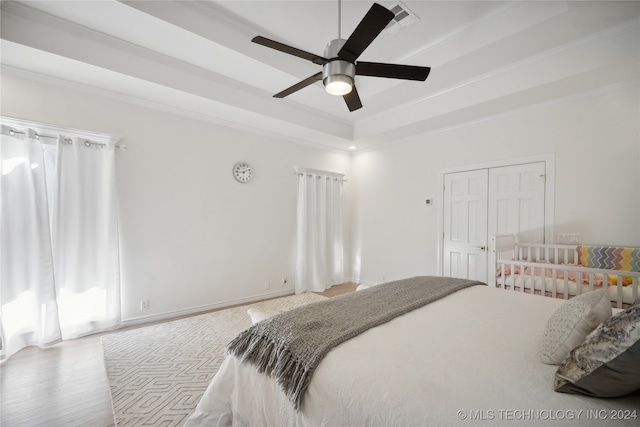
[293,166,345,179]
[294,172,347,182]
[293,166,347,181]
[1,116,125,149]
[3,127,128,150]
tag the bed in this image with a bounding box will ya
[489,234,640,308]
[184,277,640,426]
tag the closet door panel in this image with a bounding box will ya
[488,162,546,244]
[443,169,488,281]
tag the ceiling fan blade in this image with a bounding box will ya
[356,62,431,81]
[338,3,395,63]
[252,36,328,65]
[273,72,323,98]
[343,86,363,112]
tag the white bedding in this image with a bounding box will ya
[185,286,640,426]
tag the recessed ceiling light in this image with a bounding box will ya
[348,145,356,150]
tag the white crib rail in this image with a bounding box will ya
[495,259,639,308]
[489,234,640,308]
[514,241,579,264]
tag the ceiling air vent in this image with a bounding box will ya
[384,2,419,36]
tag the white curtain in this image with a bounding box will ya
[1,126,120,360]
[295,171,344,293]
[1,129,62,359]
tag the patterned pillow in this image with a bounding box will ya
[554,304,640,397]
[539,290,612,365]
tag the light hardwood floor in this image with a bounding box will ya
[0,283,357,427]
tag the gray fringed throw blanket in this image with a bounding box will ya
[226,276,485,410]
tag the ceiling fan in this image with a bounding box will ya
[252,2,431,112]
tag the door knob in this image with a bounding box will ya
[473,245,486,251]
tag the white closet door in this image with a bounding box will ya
[488,162,546,244]
[442,162,547,283]
[443,169,489,281]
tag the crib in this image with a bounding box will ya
[488,234,640,308]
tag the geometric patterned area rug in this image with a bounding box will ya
[101,293,327,426]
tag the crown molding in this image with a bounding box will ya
[1,64,354,154]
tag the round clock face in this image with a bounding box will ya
[233,162,253,183]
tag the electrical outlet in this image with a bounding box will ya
[264,281,270,289]
[282,276,288,286]
[140,299,149,311]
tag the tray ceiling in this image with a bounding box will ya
[1,1,638,151]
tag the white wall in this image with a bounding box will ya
[3,74,638,320]
[350,83,640,286]
[1,74,352,322]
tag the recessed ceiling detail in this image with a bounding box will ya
[0,0,637,151]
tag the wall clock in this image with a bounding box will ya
[233,162,253,183]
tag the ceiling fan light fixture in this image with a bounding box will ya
[322,59,355,96]
[324,74,353,95]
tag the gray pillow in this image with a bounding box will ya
[554,304,640,397]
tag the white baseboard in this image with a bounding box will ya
[121,288,294,328]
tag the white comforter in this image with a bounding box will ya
[185,286,640,426]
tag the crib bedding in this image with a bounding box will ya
[185,285,640,427]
